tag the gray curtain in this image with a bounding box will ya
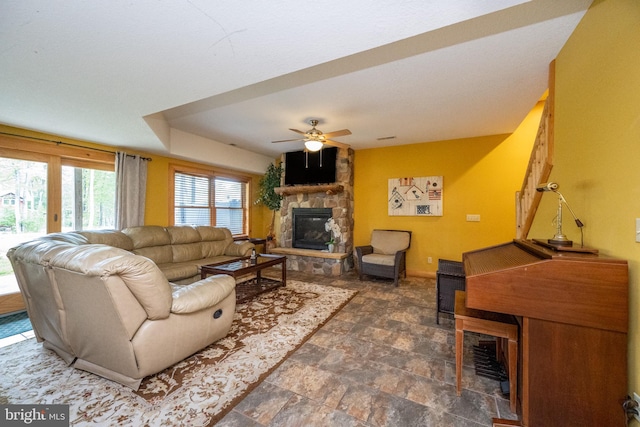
[115,152,148,229]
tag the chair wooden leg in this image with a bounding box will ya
[496,337,504,363]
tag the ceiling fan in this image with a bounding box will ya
[272,119,351,151]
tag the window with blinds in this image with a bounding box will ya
[173,170,249,236]
[214,178,245,235]
[174,173,210,226]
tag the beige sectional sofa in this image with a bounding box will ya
[81,225,254,284]
[7,225,254,390]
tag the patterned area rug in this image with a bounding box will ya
[0,280,356,426]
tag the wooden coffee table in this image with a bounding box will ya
[200,254,287,302]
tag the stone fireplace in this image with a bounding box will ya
[269,148,354,275]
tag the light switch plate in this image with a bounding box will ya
[636,219,640,243]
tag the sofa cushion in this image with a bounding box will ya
[362,253,396,266]
[42,232,90,245]
[170,275,235,314]
[78,230,134,251]
[166,226,201,245]
[371,230,411,255]
[48,244,132,273]
[123,226,171,249]
[201,241,228,258]
[197,226,233,258]
[166,225,204,263]
[133,246,173,265]
[196,226,230,242]
[9,239,79,265]
[172,243,203,263]
[157,261,200,282]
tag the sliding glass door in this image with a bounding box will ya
[61,164,115,231]
[0,137,115,316]
[0,156,48,314]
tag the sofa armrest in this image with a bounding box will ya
[171,274,236,314]
[224,240,254,257]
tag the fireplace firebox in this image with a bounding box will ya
[292,208,332,250]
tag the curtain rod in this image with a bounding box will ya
[0,131,152,161]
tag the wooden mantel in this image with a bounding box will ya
[274,184,344,196]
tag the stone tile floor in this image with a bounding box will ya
[217,270,519,426]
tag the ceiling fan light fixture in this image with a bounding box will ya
[304,140,323,152]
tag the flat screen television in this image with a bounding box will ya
[284,147,337,186]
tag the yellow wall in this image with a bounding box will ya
[528,0,640,402]
[353,100,544,276]
[0,125,267,237]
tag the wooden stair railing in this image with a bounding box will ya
[516,61,555,239]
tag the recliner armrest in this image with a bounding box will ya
[224,240,254,257]
[171,274,236,314]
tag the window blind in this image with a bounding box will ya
[174,173,210,226]
[172,172,248,235]
[214,178,245,235]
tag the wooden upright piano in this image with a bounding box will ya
[463,239,628,427]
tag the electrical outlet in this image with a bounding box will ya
[427,257,433,264]
[634,393,640,421]
[466,214,481,222]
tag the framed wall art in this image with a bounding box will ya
[388,176,443,216]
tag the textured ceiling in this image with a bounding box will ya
[0,0,592,172]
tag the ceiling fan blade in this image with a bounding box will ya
[272,138,304,143]
[323,139,350,149]
[288,128,306,135]
[323,129,351,139]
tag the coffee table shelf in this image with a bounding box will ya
[200,254,287,302]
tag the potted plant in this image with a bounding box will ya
[324,217,340,253]
[256,162,283,248]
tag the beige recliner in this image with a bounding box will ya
[8,237,236,390]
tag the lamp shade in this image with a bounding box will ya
[304,140,323,152]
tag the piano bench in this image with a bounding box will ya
[454,290,519,413]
